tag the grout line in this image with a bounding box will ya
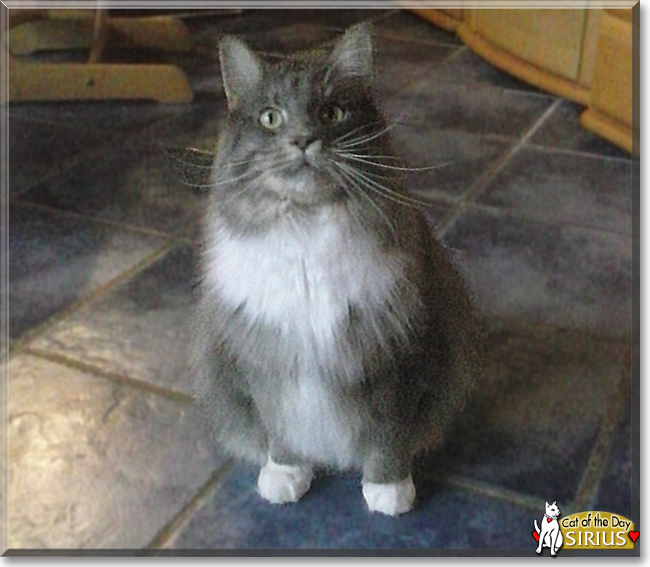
[11,107,197,198]
[435,98,562,234]
[570,360,631,514]
[146,460,234,551]
[24,347,193,404]
[11,242,175,350]
[11,200,175,242]
[481,314,631,347]
[453,200,633,239]
[440,474,542,513]
[526,141,635,164]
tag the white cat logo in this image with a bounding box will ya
[533,501,564,556]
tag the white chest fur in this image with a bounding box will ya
[204,208,405,465]
[204,208,403,351]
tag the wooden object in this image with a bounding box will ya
[458,9,592,104]
[408,7,636,155]
[580,9,636,155]
[5,9,194,104]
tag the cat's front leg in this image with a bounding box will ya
[257,445,313,504]
[362,449,415,516]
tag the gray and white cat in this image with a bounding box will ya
[189,23,483,516]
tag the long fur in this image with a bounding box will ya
[189,24,483,482]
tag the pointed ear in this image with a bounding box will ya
[219,35,262,110]
[328,22,374,82]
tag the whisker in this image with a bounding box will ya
[336,121,399,150]
[332,161,399,245]
[334,160,432,209]
[332,120,385,145]
[336,153,456,173]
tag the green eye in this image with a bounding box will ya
[322,104,347,124]
[260,108,283,130]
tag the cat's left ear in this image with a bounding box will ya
[219,35,262,110]
[328,22,374,83]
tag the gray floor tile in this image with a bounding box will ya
[164,461,535,550]
[476,146,634,233]
[530,100,632,159]
[31,245,198,395]
[9,116,114,196]
[9,205,166,340]
[426,323,628,504]
[8,354,225,549]
[389,125,512,200]
[424,47,545,93]
[374,38,458,98]
[21,140,204,236]
[8,99,186,135]
[442,207,632,341]
[387,82,555,139]
[594,384,634,520]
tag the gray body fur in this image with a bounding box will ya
[189,24,483,484]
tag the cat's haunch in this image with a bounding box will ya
[189,23,484,517]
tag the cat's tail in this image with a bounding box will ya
[534,519,541,534]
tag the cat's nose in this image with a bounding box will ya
[292,135,318,151]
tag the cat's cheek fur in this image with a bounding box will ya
[362,475,416,516]
[258,458,314,504]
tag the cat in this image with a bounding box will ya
[533,501,564,555]
[189,22,483,516]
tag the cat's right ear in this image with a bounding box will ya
[219,35,262,110]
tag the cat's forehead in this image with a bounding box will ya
[265,59,330,99]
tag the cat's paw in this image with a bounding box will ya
[257,459,313,504]
[362,475,416,516]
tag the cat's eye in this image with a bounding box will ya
[259,108,284,130]
[320,104,347,125]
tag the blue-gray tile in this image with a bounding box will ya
[8,99,186,135]
[530,100,632,159]
[442,207,632,341]
[9,204,166,339]
[387,82,554,139]
[389,125,512,199]
[593,388,633,520]
[164,461,535,550]
[8,354,225,549]
[374,39,458,98]
[31,245,198,395]
[9,116,114,197]
[424,47,545,94]
[476,146,633,233]
[21,140,205,235]
[425,324,628,504]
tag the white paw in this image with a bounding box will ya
[257,459,313,504]
[362,475,416,516]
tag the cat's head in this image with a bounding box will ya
[545,501,561,518]
[214,23,393,216]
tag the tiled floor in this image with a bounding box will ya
[6,9,637,554]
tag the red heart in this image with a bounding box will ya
[629,531,639,543]
[547,518,553,523]
[532,531,540,543]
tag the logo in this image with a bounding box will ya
[533,501,563,556]
[531,502,638,554]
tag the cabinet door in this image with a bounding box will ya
[472,10,587,82]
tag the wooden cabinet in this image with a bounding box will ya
[407,7,637,155]
[581,9,636,154]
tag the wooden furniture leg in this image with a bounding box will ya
[6,9,194,104]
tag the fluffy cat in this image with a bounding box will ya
[189,23,483,516]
